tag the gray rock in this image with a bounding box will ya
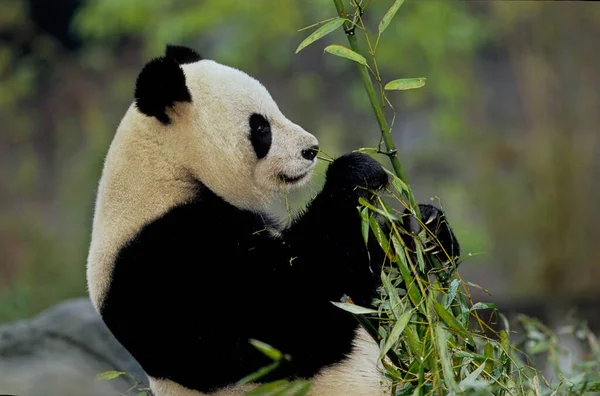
[0,297,149,396]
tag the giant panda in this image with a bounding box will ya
[86,44,459,396]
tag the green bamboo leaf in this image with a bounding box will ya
[434,322,461,393]
[384,78,427,91]
[470,302,497,311]
[237,361,280,385]
[415,241,425,273]
[286,380,313,396]
[381,272,402,317]
[249,339,282,361]
[369,215,392,258]
[379,309,413,361]
[466,281,491,295]
[378,0,405,34]
[324,44,367,66]
[96,371,126,381]
[383,167,409,193]
[331,301,378,315]
[433,299,474,346]
[458,361,488,391]
[359,207,370,246]
[391,235,425,315]
[245,380,290,395]
[358,197,399,221]
[295,18,346,54]
[484,341,494,373]
[445,278,461,309]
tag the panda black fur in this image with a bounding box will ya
[87,45,459,396]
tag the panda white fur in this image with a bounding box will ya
[87,45,459,396]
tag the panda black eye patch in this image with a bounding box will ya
[249,113,272,159]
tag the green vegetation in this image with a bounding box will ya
[281,1,600,394]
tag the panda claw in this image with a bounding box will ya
[425,214,437,225]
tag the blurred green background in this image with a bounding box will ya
[0,0,599,332]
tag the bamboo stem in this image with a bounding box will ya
[332,0,420,215]
[331,0,452,288]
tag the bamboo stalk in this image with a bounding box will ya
[331,0,453,288]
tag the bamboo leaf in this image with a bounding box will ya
[331,301,378,315]
[391,235,425,315]
[484,341,494,373]
[458,361,488,391]
[359,197,399,221]
[379,309,413,360]
[433,299,474,346]
[384,78,426,91]
[360,207,370,246]
[470,302,497,311]
[415,241,425,273]
[445,278,461,309]
[384,167,409,193]
[96,371,126,381]
[246,380,289,395]
[249,339,282,361]
[295,18,346,54]
[237,361,280,385]
[369,215,393,258]
[324,44,367,66]
[378,0,405,34]
[381,271,402,317]
[434,322,461,393]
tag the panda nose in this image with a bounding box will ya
[301,145,319,161]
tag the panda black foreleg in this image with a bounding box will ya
[280,152,390,305]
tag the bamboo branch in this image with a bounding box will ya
[331,0,454,288]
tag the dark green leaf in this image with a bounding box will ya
[415,241,425,273]
[379,309,413,360]
[433,299,474,346]
[360,207,369,246]
[380,272,402,317]
[384,78,426,91]
[295,18,346,54]
[391,235,425,315]
[378,0,405,34]
[369,215,392,258]
[324,45,367,66]
[434,323,461,393]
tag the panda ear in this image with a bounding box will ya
[134,56,192,125]
[165,44,203,64]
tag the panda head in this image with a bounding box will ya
[130,44,319,210]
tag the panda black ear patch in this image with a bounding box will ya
[165,44,203,64]
[134,57,192,125]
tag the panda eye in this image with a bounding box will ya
[249,113,270,134]
[256,124,269,134]
[249,113,272,159]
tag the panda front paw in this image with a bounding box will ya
[402,204,461,269]
[323,152,389,201]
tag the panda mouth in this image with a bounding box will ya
[278,171,309,184]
